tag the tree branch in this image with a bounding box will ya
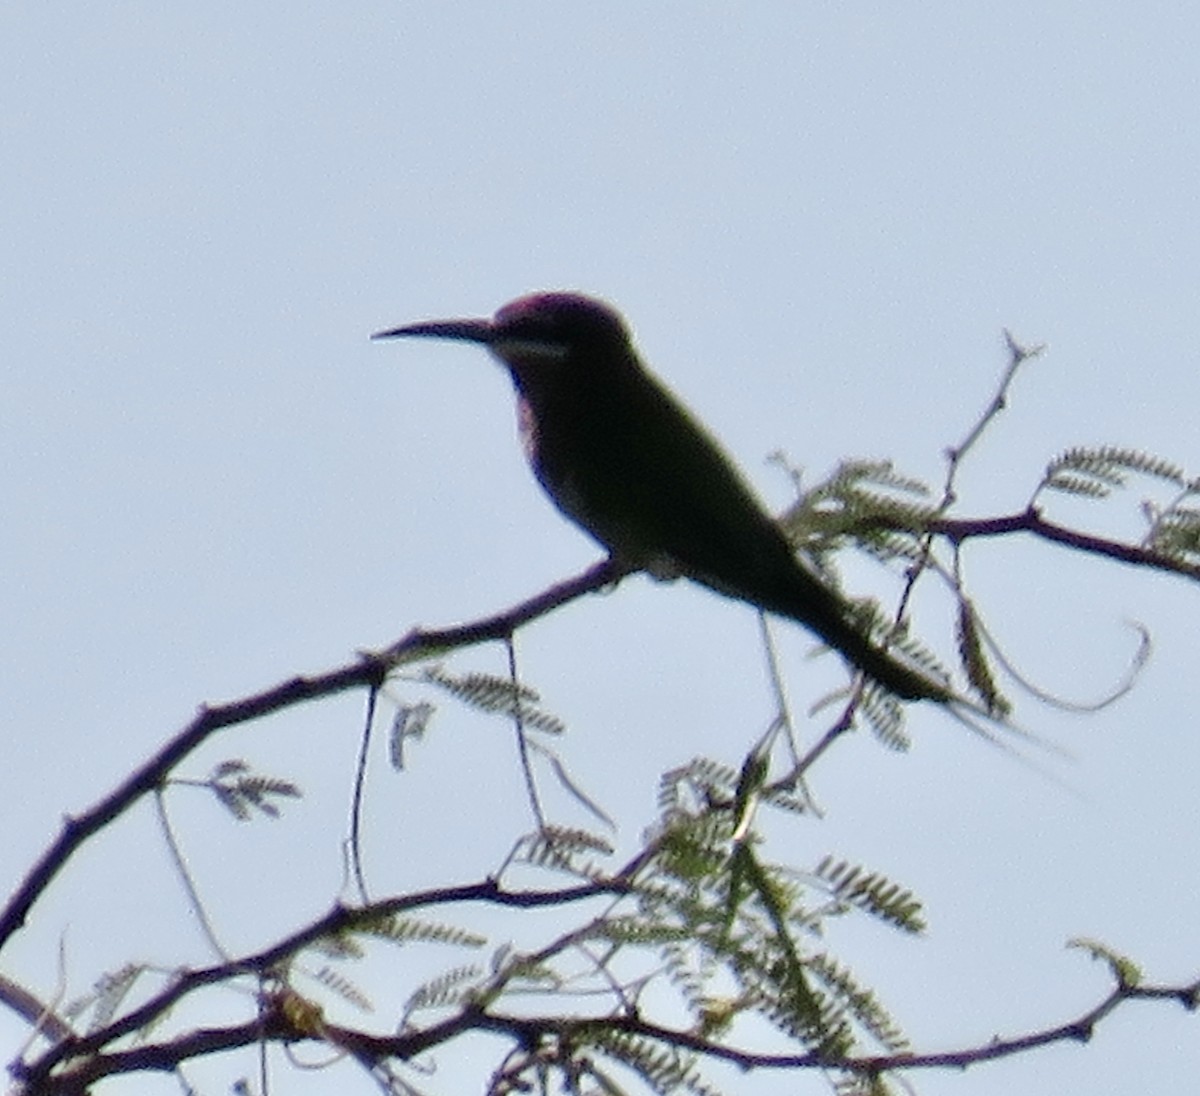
[24,970,1200,1095]
[927,507,1200,581]
[0,559,622,952]
[19,871,642,1087]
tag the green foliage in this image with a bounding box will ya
[776,457,939,565]
[809,952,910,1053]
[1144,495,1200,567]
[854,685,909,752]
[402,964,485,1022]
[1040,446,1186,500]
[833,1073,900,1096]
[312,966,373,1013]
[419,664,566,734]
[312,914,486,973]
[299,752,923,1094]
[348,914,487,950]
[1068,937,1143,989]
[955,598,1011,718]
[610,775,917,1069]
[812,857,926,934]
[659,757,811,822]
[1037,446,1200,569]
[659,757,740,814]
[206,759,301,821]
[585,1030,723,1096]
[64,964,146,1034]
[510,825,615,877]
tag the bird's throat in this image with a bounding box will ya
[516,394,539,467]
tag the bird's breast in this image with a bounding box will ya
[512,385,644,562]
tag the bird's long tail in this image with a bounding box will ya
[725,559,953,703]
[802,605,950,703]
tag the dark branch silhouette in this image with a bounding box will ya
[7,335,1200,1095]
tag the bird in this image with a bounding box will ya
[373,292,950,703]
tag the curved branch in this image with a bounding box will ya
[21,872,640,1086]
[24,971,1200,1094]
[467,976,1200,1074]
[858,506,1200,584]
[929,507,1200,581]
[0,559,623,953]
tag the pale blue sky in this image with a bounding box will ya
[4,5,1200,1093]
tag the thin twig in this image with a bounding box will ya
[506,636,546,830]
[153,790,229,961]
[348,685,380,904]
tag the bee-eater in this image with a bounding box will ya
[373,292,948,703]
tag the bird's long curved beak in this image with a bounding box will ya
[371,318,495,344]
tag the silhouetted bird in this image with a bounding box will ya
[374,292,949,703]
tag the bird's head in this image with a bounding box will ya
[372,292,633,381]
